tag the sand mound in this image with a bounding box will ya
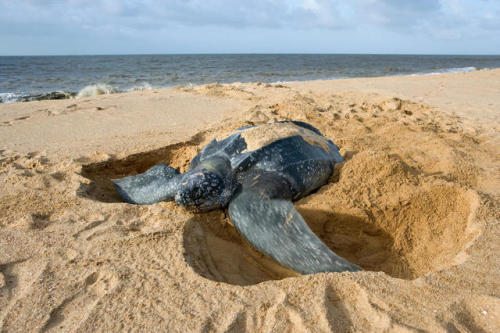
[1,72,499,331]
[76,132,480,286]
[298,152,480,279]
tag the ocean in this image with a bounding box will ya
[1,54,500,103]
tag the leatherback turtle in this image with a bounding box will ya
[113,121,361,274]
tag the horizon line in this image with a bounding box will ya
[1,52,500,57]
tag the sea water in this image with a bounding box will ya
[1,54,500,102]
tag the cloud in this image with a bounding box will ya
[0,0,356,31]
[353,0,500,40]
[0,0,499,54]
[355,0,441,27]
[1,0,498,32]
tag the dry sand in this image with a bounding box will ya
[1,69,499,332]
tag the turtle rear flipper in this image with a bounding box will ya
[113,164,181,205]
[228,189,361,274]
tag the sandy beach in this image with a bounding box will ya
[1,69,499,332]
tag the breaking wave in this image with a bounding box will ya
[440,66,478,73]
[415,66,480,76]
[76,84,120,99]
[0,93,21,103]
[126,82,153,92]
[0,82,155,103]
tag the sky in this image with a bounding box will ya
[1,0,499,55]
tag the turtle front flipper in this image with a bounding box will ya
[228,189,361,274]
[113,164,182,205]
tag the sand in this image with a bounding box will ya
[1,69,499,332]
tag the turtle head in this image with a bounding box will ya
[175,168,238,212]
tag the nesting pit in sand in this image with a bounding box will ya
[81,116,480,285]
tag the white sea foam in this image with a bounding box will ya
[0,92,21,103]
[126,82,153,92]
[76,84,120,99]
[441,66,478,73]
[412,66,479,76]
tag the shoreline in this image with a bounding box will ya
[1,68,499,158]
[1,66,497,105]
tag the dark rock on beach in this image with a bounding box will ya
[20,91,75,102]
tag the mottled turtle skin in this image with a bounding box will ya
[113,121,361,274]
